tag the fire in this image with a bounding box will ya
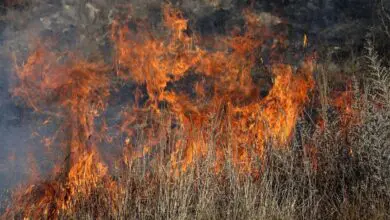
[4,4,315,218]
[6,45,117,218]
[112,4,314,173]
[332,81,360,127]
[303,34,308,48]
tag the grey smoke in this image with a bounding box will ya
[0,0,376,210]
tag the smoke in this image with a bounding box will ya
[0,0,374,213]
[0,0,265,184]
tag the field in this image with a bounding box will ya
[0,0,389,219]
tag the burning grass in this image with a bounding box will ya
[1,3,390,220]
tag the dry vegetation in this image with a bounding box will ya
[1,1,390,220]
[3,43,389,219]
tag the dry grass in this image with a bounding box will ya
[1,1,390,220]
[49,40,388,220]
[2,67,390,218]
[9,46,386,219]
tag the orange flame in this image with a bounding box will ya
[6,4,315,218]
[112,4,314,173]
[8,44,118,218]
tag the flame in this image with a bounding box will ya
[303,34,308,48]
[112,4,314,173]
[5,4,315,218]
[331,80,360,127]
[7,45,119,218]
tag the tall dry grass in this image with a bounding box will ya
[1,1,390,219]
[42,41,389,219]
